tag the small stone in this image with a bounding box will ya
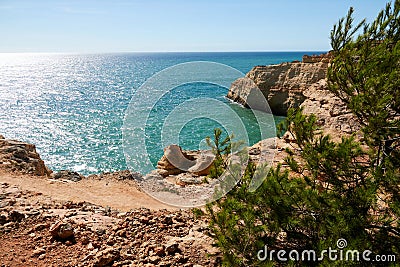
[154,246,165,256]
[165,241,179,254]
[174,253,186,264]
[116,229,126,237]
[49,221,74,239]
[87,243,94,250]
[31,248,46,257]
[8,210,25,222]
[4,222,14,228]
[116,212,126,218]
[161,215,173,225]
[96,228,106,235]
[139,216,149,224]
[33,223,47,231]
[148,255,160,264]
[80,236,90,245]
[0,214,8,225]
[93,247,119,267]
[59,223,74,239]
[106,236,116,246]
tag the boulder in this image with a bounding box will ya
[52,170,84,182]
[187,151,214,176]
[157,145,214,177]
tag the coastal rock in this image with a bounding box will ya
[157,145,213,177]
[227,77,272,113]
[52,170,84,182]
[0,136,52,176]
[227,54,329,116]
[157,145,195,177]
[227,52,360,139]
[302,52,333,63]
[299,79,360,139]
[187,151,214,176]
[248,138,277,165]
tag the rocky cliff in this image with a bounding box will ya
[227,53,330,116]
[227,52,360,139]
[299,79,360,138]
[0,135,52,176]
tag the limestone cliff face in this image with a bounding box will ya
[299,79,360,138]
[227,55,329,116]
[227,52,360,138]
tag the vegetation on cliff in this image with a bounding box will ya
[205,1,400,266]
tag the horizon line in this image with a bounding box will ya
[0,50,329,55]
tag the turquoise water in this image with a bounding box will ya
[0,52,321,175]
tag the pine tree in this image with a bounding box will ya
[204,1,400,266]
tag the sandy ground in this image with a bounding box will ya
[0,170,175,211]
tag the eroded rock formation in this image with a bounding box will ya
[227,53,330,116]
[157,144,214,177]
[227,52,360,139]
[0,135,52,176]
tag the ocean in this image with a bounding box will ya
[0,52,321,175]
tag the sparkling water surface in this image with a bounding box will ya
[0,52,317,175]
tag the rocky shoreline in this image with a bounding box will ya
[0,135,221,266]
[0,52,358,266]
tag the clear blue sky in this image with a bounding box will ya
[0,0,390,53]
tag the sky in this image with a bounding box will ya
[0,0,391,53]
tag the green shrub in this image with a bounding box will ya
[206,1,400,266]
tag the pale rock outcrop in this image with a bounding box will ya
[302,52,333,63]
[157,145,214,177]
[227,52,360,140]
[300,79,360,139]
[248,138,277,165]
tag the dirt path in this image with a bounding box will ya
[0,170,175,211]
